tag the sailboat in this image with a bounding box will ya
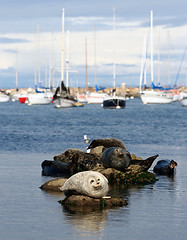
[139,10,173,104]
[103,7,126,109]
[0,92,10,102]
[53,9,77,108]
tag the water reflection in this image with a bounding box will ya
[154,174,177,191]
[62,206,108,233]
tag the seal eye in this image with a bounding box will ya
[90,179,95,184]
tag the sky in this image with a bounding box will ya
[0,0,187,89]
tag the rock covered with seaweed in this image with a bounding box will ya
[41,138,159,188]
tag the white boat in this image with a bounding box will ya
[27,92,52,105]
[0,94,10,102]
[86,92,108,104]
[140,90,173,104]
[181,96,187,106]
[179,91,187,106]
[53,96,76,108]
[53,9,77,108]
[139,11,173,104]
[76,93,87,103]
[103,7,126,109]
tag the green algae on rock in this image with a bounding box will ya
[98,168,158,186]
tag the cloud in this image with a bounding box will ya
[0,37,30,44]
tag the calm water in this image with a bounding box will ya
[0,99,186,240]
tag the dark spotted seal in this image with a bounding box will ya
[100,147,131,171]
[153,160,177,176]
[87,138,126,150]
[41,160,71,177]
[53,149,101,173]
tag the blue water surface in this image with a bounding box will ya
[0,99,186,240]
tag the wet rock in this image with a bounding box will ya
[59,195,127,211]
[90,146,105,159]
[99,168,157,185]
[40,178,67,192]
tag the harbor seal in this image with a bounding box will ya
[153,159,177,176]
[41,160,71,177]
[60,171,109,198]
[130,154,159,171]
[101,147,131,171]
[54,149,101,173]
[87,138,126,150]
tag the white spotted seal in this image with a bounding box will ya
[60,171,109,198]
[101,147,131,171]
[153,160,177,176]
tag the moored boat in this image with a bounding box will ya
[27,92,52,105]
[181,96,187,106]
[0,94,10,102]
[86,92,108,104]
[18,95,28,104]
[103,92,126,109]
[102,8,125,109]
[140,90,173,104]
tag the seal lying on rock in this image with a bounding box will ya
[53,149,101,173]
[130,154,159,172]
[101,147,131,171]
[153,160,177,176]
[60,171,109,198]
[87,138,126,150]
[41,160,71,177]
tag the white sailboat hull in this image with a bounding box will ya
[86,92,108,104]
[140,90,173,104]
[28,93,52,105]
[0,94,10,102]
[181,97,187,106]
[53,97,76,108]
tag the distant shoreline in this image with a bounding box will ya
[1,85,186,98]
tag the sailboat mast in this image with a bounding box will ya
[94,24,97,86]
[66,30,69,89]
[113,7,116,90]
[140,35,147,91]
[37,24,41,85]
[85,37,88,91]
[16,48,18,90]
[158,31,160,84]
[61,8,65,90]
[150,10,154,84]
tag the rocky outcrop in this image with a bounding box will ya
[59,195,127,211]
